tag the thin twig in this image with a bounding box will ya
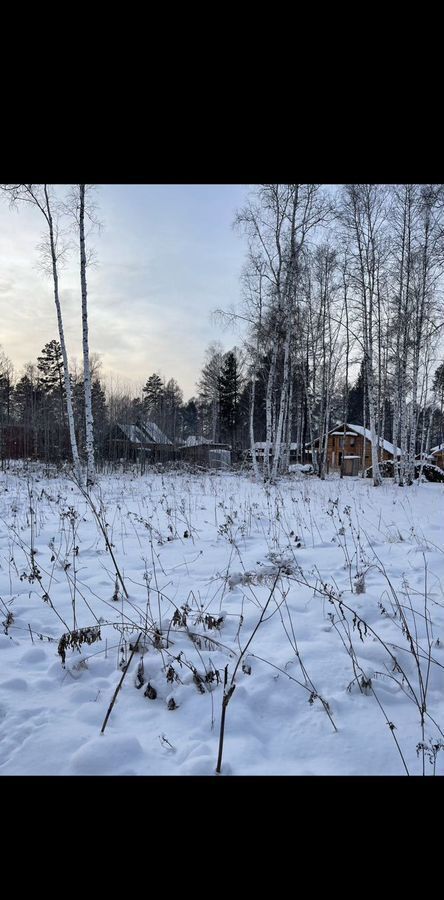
[100,631,142,734]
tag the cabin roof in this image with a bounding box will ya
[116,421,172,445]
[253,442,299,450]
[345,423,401,457]
[310,422,402,457]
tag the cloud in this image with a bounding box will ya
[0,184,248,398]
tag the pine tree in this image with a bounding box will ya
[37,340,66,423]
[36,340,68,461]
[0,350,13,426]
[163,378,183,442]
[219,350,243,446]
[37,339,64,392]
[347,361,367,425]
[182,399,199,440]
[142,374,164,423]
[197,342,224,442]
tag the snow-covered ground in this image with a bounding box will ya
[0,464,443,776]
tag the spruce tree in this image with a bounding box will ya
[219,350,243,446]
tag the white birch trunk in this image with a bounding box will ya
[264,345,277,481]
[361,367,367,477]
[249,375,260,479]
[79,185,96,487]
[392,397,400,484]
[320,394,330,480]
[400,389,408,485]
[367,368,382,486]
[283,366,293,471]
[303,379,317,471]
[45,187,82,484]
[271,328,291,481]
[212,398,218,443]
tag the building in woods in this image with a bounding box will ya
[0,420,233,469]
[430,443,444,470]
[179,436,232,468]
[104,421,176,463]
[246,442,300,465]
[308,423,401,475]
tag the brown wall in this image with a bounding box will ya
[432,450,444,469]
[318,432,394,472]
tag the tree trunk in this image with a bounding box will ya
[79,184,96,487]
[44,186,82,484]
[283,363,293,471]
[271,328,291,481]
[264,345,277,481]
[249,376,260,479]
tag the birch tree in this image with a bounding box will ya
[197,342,224,442]
[235,184,332,481]
[340,185,389,486]
[0,184,82,482]
[310,245,343,478]
[213,258,266,478]
[240,259,266,478]
[66,184,98,487]
[407,185,444,480]
[388,184,444,484]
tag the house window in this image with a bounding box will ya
[350,437,355,446]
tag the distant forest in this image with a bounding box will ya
[1,184,444,486]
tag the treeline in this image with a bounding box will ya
[2,183,444,486]
[0,340,252,459]
[0,341,106,462]
[3,332,442,475]
[226,184,444,484]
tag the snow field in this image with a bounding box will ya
[0,465,443,775]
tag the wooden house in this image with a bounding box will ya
[104,421,176,463]
[247,442,300,465]
[308,423,401,475]
[430,443,444,470]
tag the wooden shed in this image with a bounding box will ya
[103,421,175,463]
[179,437,231,468]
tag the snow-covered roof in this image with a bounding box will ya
[182,435,213,447]
[307,423,401,456]
[117,422,172,445]
[117,423,149,444]
[430,443,444,455]
[343,423,401,457]
[253,442,299,450]
[142,421,172,445]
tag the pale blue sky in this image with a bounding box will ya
[0,184,250,399]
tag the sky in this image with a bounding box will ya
[0,184,250,400]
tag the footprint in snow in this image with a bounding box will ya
[0,707,49,768]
